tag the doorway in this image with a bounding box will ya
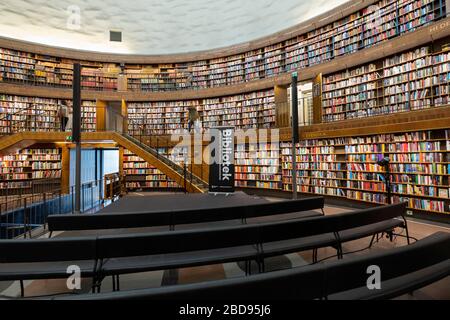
[105,101,124,133]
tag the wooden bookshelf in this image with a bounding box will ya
[123,148,184,191]
[0,147,61,195]
[235,143,282,190]
[127,89,276,135]
[80,101,97,132]
[281,139,347,197]
[322,44,450,122]
[0,0,446,92]
[278,129,450,216]
[0,94,98,134]
[236,128,449,219]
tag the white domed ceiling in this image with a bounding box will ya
[0,0,348,55]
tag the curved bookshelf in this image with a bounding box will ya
[0,0,447,93]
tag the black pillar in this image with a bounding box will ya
[291,73,299,199]
[73,63,82,213]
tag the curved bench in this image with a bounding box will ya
[47,197,325,237]
[43,232,450,301]
[0,202,409,297]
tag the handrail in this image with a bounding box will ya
[121,133,208,190]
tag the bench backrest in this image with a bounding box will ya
[97,203,407,259]
[97,225,260,259]
[257,203,407,243]
[0,237,97,263]
[49,232,450,301]
[47,197,324,232]
[325,231,450,297]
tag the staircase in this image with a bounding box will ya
[118,133,209,193]
[0,131,209,194]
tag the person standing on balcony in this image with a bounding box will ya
[188,106,200,133]
[58,100,69,132]
[66,104,73,132]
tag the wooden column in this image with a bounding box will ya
[274,85,289,128]
[312,73,323,124]
[119,147,124,178]
[96,100,107,132]
[121,99,128,134]
[117,74,128,92]
[188,138,210,183]
[446,0,450,15]
[61,145,70,194]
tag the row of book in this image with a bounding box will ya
[123,149,182,190]
[1,0,445,91]
[128,90,276,134]
[323,45,450,122]
[235,130,449,215]
[0,148,62,190]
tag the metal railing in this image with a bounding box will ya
[121,132,208,192]
[0,173,124,239]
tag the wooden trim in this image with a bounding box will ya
[312,74,322,124]
[121,100,128,133]
[0,0,377,63]
[274,85,289,128]
[119,147,124,178]
[96,100,107,131]
[61,145,70,194]
[298,106,450,139]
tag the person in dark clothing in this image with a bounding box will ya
[188,107,200,133]
[58,101,69,131]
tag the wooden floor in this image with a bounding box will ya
[1,195,449,300]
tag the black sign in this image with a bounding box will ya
[209,127,235,193]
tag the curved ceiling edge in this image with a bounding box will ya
[0,0,375,64]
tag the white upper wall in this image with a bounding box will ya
[0,0,348,55]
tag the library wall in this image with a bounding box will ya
[127,89,276,135]
[0,0,447,93]
[0,146,62,196]
[235,129,450,221]
[0,94,97,133]
[123,147,188,191]
[321,41,450,122]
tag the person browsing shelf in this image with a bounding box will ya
[187,107,201,133]
[57,101,69,132]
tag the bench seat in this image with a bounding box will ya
[100,245,259,276]
[261,219,404,259]
[0,260,96,281]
